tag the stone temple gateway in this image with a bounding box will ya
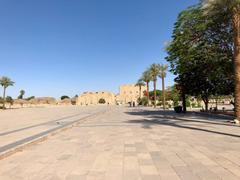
[77,84,147,106]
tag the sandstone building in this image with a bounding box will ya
[77,91,116,105]
[77,84,147,106]
[116,84,147,104]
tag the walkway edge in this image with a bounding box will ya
[0,110,108,160]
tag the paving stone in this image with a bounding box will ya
[141,175,161,180]
[0,106,240,180]
[173,166,201,180]
[66,174,86,180]
[138,158,154,165]
[139,165,159,175]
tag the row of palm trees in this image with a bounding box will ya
[0,76,15,109]
[136,63,168,109]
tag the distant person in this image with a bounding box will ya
[133,102,135,107]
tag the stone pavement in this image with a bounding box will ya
[0,106,240,180]
[0,106,108,154]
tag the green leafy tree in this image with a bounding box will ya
[141,69,152,106]
[202,0,240,119]
[168,85,181,107]
[149,90,162,98]
[137,97,148,106]
[18,89,25,99]
[166,5,234,111]
[158,64,168,110]
[0,77,14,109]
[149,63,160,108]
[61,95,70,100]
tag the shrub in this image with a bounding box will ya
[61,95,70,100]
[26,96,35,101]
[197,101,202,107]
[138,97,148,106]
[98,98,106,104]
[191,102,196,108]
[0,97,3,104]
[173,100,179,107]
[6,96,13,104]
[186,97,191,107]
[174,106,183,113]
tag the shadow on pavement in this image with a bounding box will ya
[125,109,240,138]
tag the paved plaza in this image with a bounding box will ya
[0,106,240,180]
[0,106,108,152]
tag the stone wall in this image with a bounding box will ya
[77,91,116,106]
[117,84,147,104]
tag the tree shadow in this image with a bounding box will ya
[126,109,236,127]
[125,109,240,138]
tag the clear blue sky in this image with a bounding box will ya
[0,0,199,98]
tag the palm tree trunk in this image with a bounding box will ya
[139,86,142,99]
[147,82,149,106]
[233,9,240,120]
[162,77,165,110]
[2,87,6,109]
[154,80,157,108]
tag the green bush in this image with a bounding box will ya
[186,98,191,107]
[173,100,179,107]
[197,101,202,107]
[191,102,196,108]
[174,106,183,113]
[61,95,70,100]
[26,96,35,101]
[6,96,13,105]
[138,97,148,106]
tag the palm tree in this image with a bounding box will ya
[202,1,240,122]
[141,69,152,106]
[0,77,14,109]
[158,64,168,110]
[149,63,159,108]
[135,79,145,99]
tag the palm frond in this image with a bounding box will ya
[158,64,168,78]
[135,79,145,87]
[141,69,152,83]
[0,76,15,88]
[149,63,159,81]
